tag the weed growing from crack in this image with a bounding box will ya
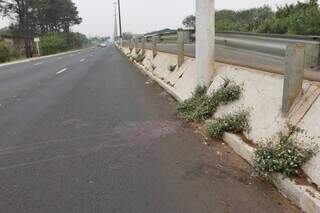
[206,110,250,139]
[177,79,242,122]
[253,125,317,178]
[130,51,145,63]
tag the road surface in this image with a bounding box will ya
[0,46,299,213]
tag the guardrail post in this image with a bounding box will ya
[282,44,305,114]
[177,29,185,67]
[196,0,215,87]
[183,30,192,43]
[134,38,138,53]
[142,37,146,52]
[152,36,158,58]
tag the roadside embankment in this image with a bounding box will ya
[118,45,320,213]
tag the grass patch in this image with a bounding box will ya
[206,110,250,139]
[177,79,242,122]
[253,125,317,178]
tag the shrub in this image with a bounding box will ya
[177,86,213,121]
[194,85,207,97]
[10,48,20,58]
[206,110,250,139]
[253,126,317,178]
[177,79,243,122]
[212,79,242,105]
[0,42,10,63]
[132,51,145,63]
[40,33,67,55]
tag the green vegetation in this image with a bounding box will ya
[206,110,250,139]
[129,50,145,63]
[253,126,317,178]
[39,32,89,56]
[0,42,10,63]
[257,0,320,35]
[40,33,67,55]
[216,6,273,32]
[0,0,84,58]
[177,79,242,122]
[183,0,320,35]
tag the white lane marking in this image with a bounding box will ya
[34,62,43,66]
[80,59,85,62]
[56,68,68,75]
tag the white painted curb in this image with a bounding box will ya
[117,46,320,213]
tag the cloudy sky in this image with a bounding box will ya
[0,0,301,37]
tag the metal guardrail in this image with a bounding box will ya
[131,30,320,68]
[121,30,320,82]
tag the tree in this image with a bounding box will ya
[122,32,133,40]
[215,6,273,32]
[0,0,82,57]
[0,0,34,57]
[258,0,320,35]
[182,15,196,29]
[30,0,82,35]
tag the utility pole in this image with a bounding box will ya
[113,2,118,42]
[117,0,123,40]
[196,0,215,87]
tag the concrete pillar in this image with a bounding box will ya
[282,44,305,114]
[152,36,158,58]
[177,30,185,67]
[196,0,215,87]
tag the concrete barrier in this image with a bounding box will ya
[118,45,320,213]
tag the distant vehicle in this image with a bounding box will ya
[98,43,107,47]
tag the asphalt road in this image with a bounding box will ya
[0,46,299,213]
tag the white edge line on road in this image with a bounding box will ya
[80,59,85,62]
[56,68,68,75]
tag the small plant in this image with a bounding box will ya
[168,64,177,72]
[194,85,207,97]
[134,51,145,63]
[206,110,250,139]
[253,126,317,178]
[212,78,242,105]
[0,42,10,63]
[177,79,243,122]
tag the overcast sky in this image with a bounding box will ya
[0,0,301,37]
